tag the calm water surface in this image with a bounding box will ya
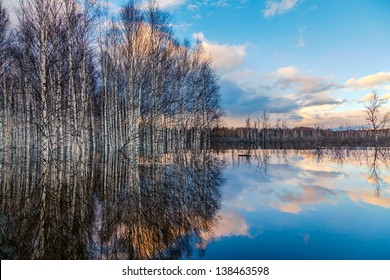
[195,148,390,259]
[1,148,389,259]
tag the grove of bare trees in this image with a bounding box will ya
[0,0,222,164]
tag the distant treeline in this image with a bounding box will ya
[211,126,390,148]
[0,0,222,163]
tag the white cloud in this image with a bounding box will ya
[192,13,202,19]
[213,0,230,7]
[297,25,306,48]
[168,22,192,30]
[188,0,246,11]
[192,32,247,71]
[192,32,205,41]
[345,72,390,90]
[263,0,299,18]
[187,3,199,11]
[141,0,186,9]
[156,0,186,9]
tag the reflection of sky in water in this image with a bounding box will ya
[194,149,390,259]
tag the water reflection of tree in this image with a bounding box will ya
[0,151,223,259]
[368,148,390,196]
[313,147,389,197]
[254,150,271,178]
[218,148,390,198]
[219,149,276,179]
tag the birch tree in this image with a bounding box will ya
[0,0,9,154]
[1,0,222,161]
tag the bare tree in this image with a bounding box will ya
[365,91,390,143]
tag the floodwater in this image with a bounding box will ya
[195,148,390,260]
[1,148,390,259]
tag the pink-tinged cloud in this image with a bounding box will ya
[278,203,301,214]
[294,109,367,128]
[380,93,390,101]
[349,190,390,209]
[346,72,390,90]
[273,66,342,95]
[276,66,299,77]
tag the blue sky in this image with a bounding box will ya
[6,0,389,127]
[162,0,390,128]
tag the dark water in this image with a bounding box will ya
[1,148,390,259]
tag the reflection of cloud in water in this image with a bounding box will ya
[349,189,390,209]
[271,185,342,214]
[219,148,390,214]
[214,208,250,238]
[296,158,338,173]
[278,203,302,214]
[366,175,380,185]
[199,208,250,248]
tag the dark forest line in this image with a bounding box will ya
[211,126,390,149]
